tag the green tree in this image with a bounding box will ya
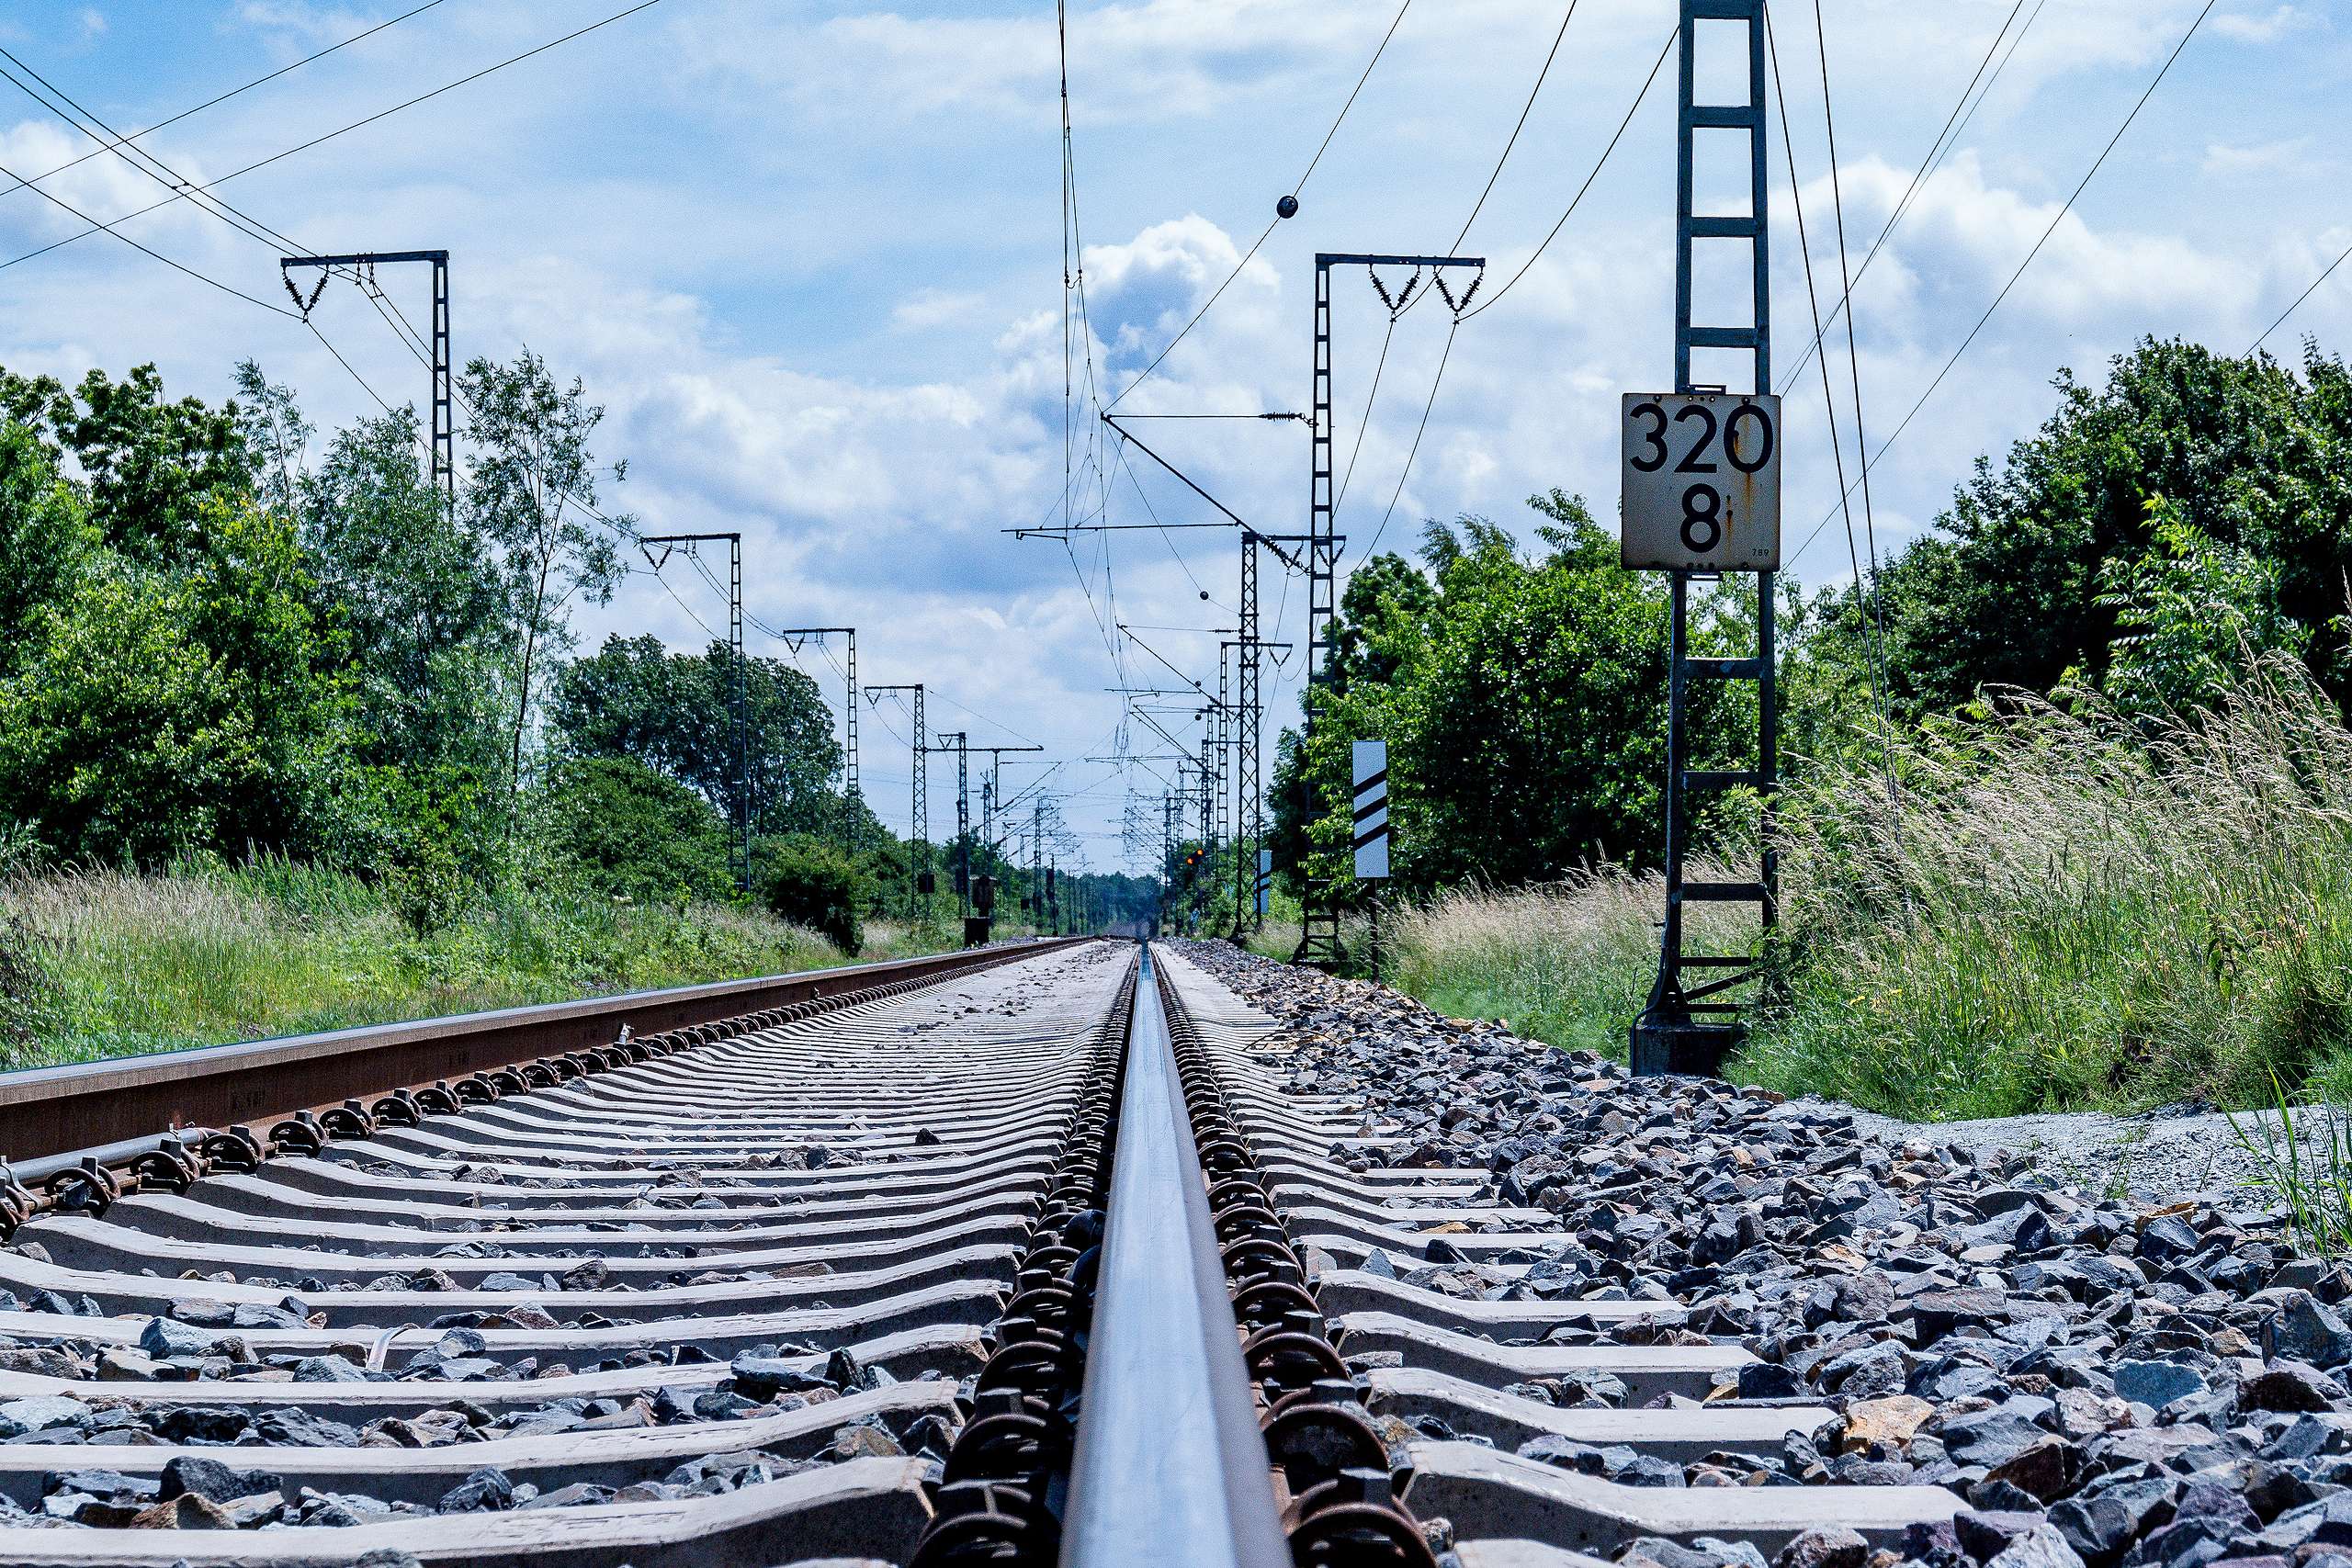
[551,635,844,834]
[306,403,513,775]
[0,364,249,565]
[540,754,731,902]
[0,496,355,863]
[1864,338,2352,715]
[1272,496,1698,896]
[459,351,629,797]
[0,422,95,653]
[2093,498,2311,713]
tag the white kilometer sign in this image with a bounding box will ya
[1620,392,1782,571]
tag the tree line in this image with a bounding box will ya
[0,355,1154,949]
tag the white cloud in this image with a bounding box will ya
[2212,6,2313,44]
[1786,152,2238,340]
[891,288,988,333]
[0,121,224,249]
[675,0,1425,124]
[2202,137,2312,176]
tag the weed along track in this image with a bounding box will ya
[0,939,2333,1567]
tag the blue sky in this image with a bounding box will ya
[0,1,2341,869]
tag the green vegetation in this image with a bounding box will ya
[762,838,871,954]
[2232,1084,2352,1257]
[0,857,926,1072]
[1745,661,2352,1118]
[1384,876,1693,1059]
[1285,337,2352,1122]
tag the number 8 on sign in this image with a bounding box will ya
[1619,392,1781,572]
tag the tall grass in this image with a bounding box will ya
[0,860,936,1072]
[1358,660,2352,1122]
[1741,660,2352,1118]
[1384,875,1651,1056]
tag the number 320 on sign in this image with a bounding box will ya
[1619,393,1781,572]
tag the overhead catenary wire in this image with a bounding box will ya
[0,53,310,263]
[1802,0,1886,617]
[1765,2,1897,809]
[1358,320,1459,561]
[0,0,666,276]
[1458,27,1675,325]
[2252,240,2352,355]
[1775,0,2039,397]
[1449,0,1578,253]
[1791,0,2221,572]
[1333,317,1397,514]
[0,5,660,560]
[1391,0,1584,326]
[0,152,300,317]
[1103,0,1414,412]
[0,0,449,200]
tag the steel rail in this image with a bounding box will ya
[1062,944,1292,1568]
[0,939,1088,1163]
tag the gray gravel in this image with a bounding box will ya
[1794,1100,2326,1210]
[1175,938,2352,1568]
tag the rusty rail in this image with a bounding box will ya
[0,939,1090,1166]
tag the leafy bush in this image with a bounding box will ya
[761,836,867,954]
[539,755,731,905]
[0,496,359,864]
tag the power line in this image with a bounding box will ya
[1390,0,1580,327]
[2253,239,2352,355]
[1448,1,1578,253]
[1459,27,1674,324]
[932,690,1045,748]
[0,152,300,316]
[1776,0,2040,396]
[1333,317,1396,513]
[1804,0,1890,612]
[1104,0,1415,412]
[1767,2,1897,805]
[628,559,724,643]
[1293,0,1414,200]
[0,11,650,560]
[0,0,666,276]
[0,0,449,199]
[1113,438,1226,609]
[1361,321,1459,560]
[1791,0,2219,571]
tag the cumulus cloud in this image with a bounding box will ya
[891,288,989,332]
[2211,6,2315,44]
[2203,138,2312,176]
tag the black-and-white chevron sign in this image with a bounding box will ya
[1352,739,1388,882]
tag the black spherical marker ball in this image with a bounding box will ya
[1276,194,1299,220]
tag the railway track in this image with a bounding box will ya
[0,935,2208,1567]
